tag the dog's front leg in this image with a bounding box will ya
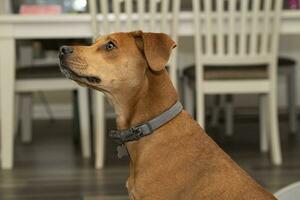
[126,179,136,200]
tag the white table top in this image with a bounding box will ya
[1,10,300,39]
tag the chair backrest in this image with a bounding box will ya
[89,0,180,87]
[192,0,283,66]
[98,0,180,35]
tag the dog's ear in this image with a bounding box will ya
[131,30,145,54]
[132,31,177,71]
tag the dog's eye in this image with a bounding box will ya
[105,41,116,51]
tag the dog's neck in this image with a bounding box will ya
[109,69,178,130]
[106,69,178,159]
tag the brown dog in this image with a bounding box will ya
[59,31,277,200]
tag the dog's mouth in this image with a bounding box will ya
[59,62,101,84]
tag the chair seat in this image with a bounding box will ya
[16,65,64,79]
[278,56,296,67]
[183,57,296,80]
[183,65,268,80]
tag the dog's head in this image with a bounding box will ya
[59,31,176,93]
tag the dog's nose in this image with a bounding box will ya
[59,46,73,55]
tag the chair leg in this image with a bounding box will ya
[183,77,194,117]
[225,95,234,136]
[210,95,220,127]
[267,92,282,165]
[14,94,20,135]
[78,88,91,158]
[93,92,106,169]
[196,86,205,129]
[259,94,269,152]
[287,66,298,134]
[21,93,33,143]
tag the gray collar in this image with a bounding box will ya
[109,101,183,145]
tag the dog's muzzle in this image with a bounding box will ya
[58,46,101,84]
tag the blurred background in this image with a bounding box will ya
[0,0,299,200]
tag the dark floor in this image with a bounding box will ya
[0,115,299,200]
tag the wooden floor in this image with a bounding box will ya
[0,116,299,200]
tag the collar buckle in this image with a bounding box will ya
[128,127,143,140]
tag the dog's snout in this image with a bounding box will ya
[60,46,74,55]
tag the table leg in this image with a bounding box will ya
[0,38,15,169]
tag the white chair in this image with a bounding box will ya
[186,0,283,165]
[183,57,298,136]
[88,0,181,168]
[275,181,300,200]
[223,57,298,136]
[15,64,92,159]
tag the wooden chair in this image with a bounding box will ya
[88,0,181,168]
[15,65,91,158]
[185,0,283,165]
[223,57,298,136]
[183,56,298,136]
